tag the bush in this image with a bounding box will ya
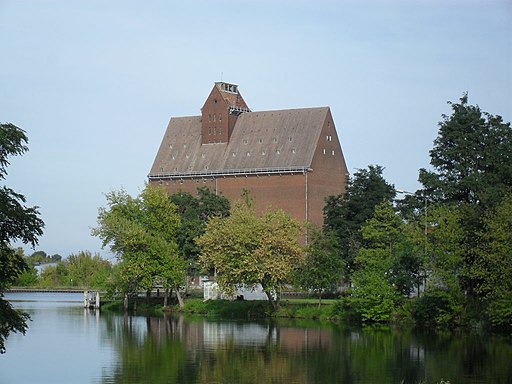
[411,287,462,327]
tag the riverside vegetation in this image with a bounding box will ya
[3,94,512,355]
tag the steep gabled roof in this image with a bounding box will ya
[149,106,330,179]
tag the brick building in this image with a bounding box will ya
[148,82,348,226]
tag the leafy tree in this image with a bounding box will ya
[170,187,230,278]
[419,94,512,298]
[66,250,112,289]
[39,262,68,288]
[413,205,465,327]
[419,93,512,209]
[474,196,512,327]
[92,185,186,307]
[294,229,344,306]
[349,201,403,322]
[0,123,44,353]
[197,200,305,309]
[324,165,395,285]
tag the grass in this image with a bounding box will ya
[177,297,341,321]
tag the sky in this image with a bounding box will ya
[1,0,511,259]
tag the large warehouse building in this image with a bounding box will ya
[148,82,348,226]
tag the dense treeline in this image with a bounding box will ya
[13,249,113,289]
[323,94,512,328]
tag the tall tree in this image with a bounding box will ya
[323,165,395,284]
[474,196,512,327]
[418,94,512,299]
[419,93,512,208]
[0,123,44,353]
[92,185,186,307]
[197,200,305,309]
[349,201,403,322]
[294,229,344,307]
[170,187,230,279]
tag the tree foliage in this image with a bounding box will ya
[92,185,185,307]
[294,229,344,306]
[0,123,44,353]
[197,200,305,309]
[323,165,395,283]
[419,93,512,208]
[419,94,512,302]
[474,196,512,327]
[170,187,230,276]
[349,201,403,322]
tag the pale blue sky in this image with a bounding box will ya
[1,0,511,258]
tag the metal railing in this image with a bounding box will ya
[148,166,311,180]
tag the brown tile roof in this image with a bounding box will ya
[149,107,329,179]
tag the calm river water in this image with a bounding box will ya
[1,292,511,384]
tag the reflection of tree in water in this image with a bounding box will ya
[99,314,192,383]
[98,314,512,383]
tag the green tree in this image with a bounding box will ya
[413,205,465,327]
[0,123,44,353]
[324,165,395,285]
[419,93,512,209]
[418,94,512,298]
[197,200,305,309]
[474,196,512,327]
[39,262,68,288]
[170,187,230,279]
[294,229,344,306]
[66,250,112,289]
[349,201,403,322]
[92,185,186,307]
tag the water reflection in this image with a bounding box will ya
[99,314,512,384]
[2,294,511,384]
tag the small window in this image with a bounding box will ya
[160,167,164,172]
[219,113,222,121]
[243,139,248,144]
[258,138,263,144]
[246,151,251,157]
[332,150,335,156]
[273,137,277,143]
[169,144,173,149]
[288,137,293,142]
[261,151,266,156]
[232,152,236,157]
[201,153,206,158]
[208,127,212,135]
[291,148,296,154]
[276,149,281,155]
[323,149,326,155]
[183,144,187,149]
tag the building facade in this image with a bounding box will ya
[148,82,348,227]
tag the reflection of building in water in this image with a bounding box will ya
[144,316,334,352]
[202,322,275,348]
[279,328,333,351]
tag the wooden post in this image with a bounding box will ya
[95,291,100,309]
[84,290,89,308]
